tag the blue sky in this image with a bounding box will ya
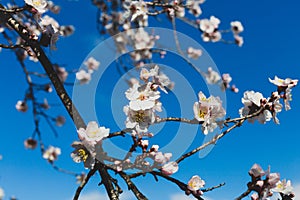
[0,0,300,200]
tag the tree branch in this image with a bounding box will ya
[0,6,119,200]
[73,168,97,200]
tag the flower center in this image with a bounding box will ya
[78,149,88,162]
[134,112,145,122]
[33,0,42,6]
[198,110,207,119]
[138,94,147,101]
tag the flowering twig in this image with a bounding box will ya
[73,168,97,200]
[0,6,120,200]
[151,171,205,200]
[175,107,264,164]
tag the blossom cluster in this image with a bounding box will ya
[186,175,205,196]
[93,0,244,70]
[193,91,226,134]
[248,164,294,200]
[42,146,61,163]
[76,57,101,84]
[0,1,74,61]
[203,67,239,93]
[239,76,298,124]
[124,65,173,134]
[71,121,110,169]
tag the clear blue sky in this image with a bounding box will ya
[0,0,300,200]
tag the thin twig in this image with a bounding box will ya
[235,188,252,200]
[0,43,27,50]
[73,168,97,200]
[0,6,25,13]
[118,171,148,200]
[175,107,264,164]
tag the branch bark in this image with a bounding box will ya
[0,5,118,200]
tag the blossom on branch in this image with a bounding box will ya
[272,179,294,196]
[76,70,91,84]
[124,106,156,133]
[15,100,28,112]
[24,0,48,13]
[199,16,222,42]
[24,138,38,150]
[161,161,179,175]
[43,146,61,163]
[269,76,298,110]
[125,83,160,111]
[71,141,95,169]
[123,0,148,27]
[187,175,205,192]
[84,57,100,72]
[204,67,221,84]
[230,21,244,34]
[239,91,272,124]
[77,121,109,144]
[193,92,226,134]
[186,0,205,17]
[187,47,203,59]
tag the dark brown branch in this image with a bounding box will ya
[151,171,204,200]
[0,6,25,13]
[73,168,97,200]
[0,6,85,130]
[0,43,27,50]
[235,188,252,200]
[0,6,118,200]
[98,162,119,200]
[118,171,148,200]
[202,182,225,192]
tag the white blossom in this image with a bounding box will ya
[15,100,28,112]
[71,141,95,169]
[187,47,202,59]
[205,67,221,84]
[128,0,148,26]
[43,146,61,162]
[24,0,48,13]
[272,180,294,195]
[84,57,100,71]
[187,175,205,191]
[77,121,109,143]
[154,152,172,164]
[231,21,244,34]
[161,161,178,175]
[269,76,298,88]
[125,83,160,111]
[234,34,244,47]
[124,106,155,133]
[40,15,60,32]
[239,91,271,124]
[193,92,226,134]
[186,0,205,17]
[76,70,91,84]
[200,16,220,34]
